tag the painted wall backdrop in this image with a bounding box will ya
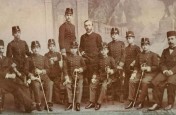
[0,0,176,55]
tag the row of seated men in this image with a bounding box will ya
[0,25,176,113]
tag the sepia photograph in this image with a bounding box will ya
[0,0,176,114]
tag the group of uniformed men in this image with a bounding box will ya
[0,7,176,113]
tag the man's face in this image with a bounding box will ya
[13,31,21,39]
[167,36,176,48]
[84,21,93,33]
[70,48,77,55]
[127,37,134,44]
[111,33,119,41]
[100,48,109,56]
[48,44,56,52]
[65,14,73,22]
[0,45,4,54]
[32,47,40,55]
[141,44,150,52]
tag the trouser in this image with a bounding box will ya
[152,83,176,106]
[124,70,132,99]
[128,74,153,102]
[66,79,83,104]
[0,79,33,111]
[31,74,53,104]
[89,79,112,104]
[152,73,176,106]
[49,76,62,103]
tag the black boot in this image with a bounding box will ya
[44,102,53,111]
[125,101,133,109]
[95,103,101,110]
[85,102,95,109]
[136,102,143,109]
[76,103,80,111]
[65,103,72,111]
[36,103,42,111]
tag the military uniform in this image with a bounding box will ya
[59,22,76,53]
[25,41,53,111]
[79,32,102,83]
[6,26,31,108]
[63,41,86,111]
[128,51,159,102]
[0,39,33,113]
[108,39,125,101]
[89,56,116,105]
[126,38,159,109]
[124,31,141,99]
[45,51,62,103]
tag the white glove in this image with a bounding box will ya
[11,63,17,68]
[49,58,54,65]
[5,73,16,79]
[107,68,114,75]
[130,72,137,80]
[168,70,174,76]
[74,68,83,73]
[91,74,97,84]
[81,51,85,56]
[91,78,97,84]
[117,65,123,70]
[26,79,31,84]
[64,75,71,84]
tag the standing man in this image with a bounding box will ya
[107,27,125,102]
[59,8,76,56]
[124,31,140,100]
[6,26,31,108]
[79,20,102,83]
[148,31,176,111]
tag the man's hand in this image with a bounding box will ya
[5,73,16,79]
[74,68,83,73]
[35,68,43,75]
[106,68,114,75]
[91,78,97,84]
[11,63,17,68]
[130,72,137,80]
[63,75,71,85]
[81,51,85,56]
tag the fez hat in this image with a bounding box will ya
[65,8,73,15]
[31,41,40,49]
[0,40,4,46]
[126,31,135,37]
[70,41,78,49]
[12,26,20,34]
[111,28,119,35]
[48,39,55,46]
[100,42,108,50]
[141,38,150,46]
[167,31,176,37]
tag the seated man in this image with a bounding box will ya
[85,42,116,110]
[148,31,176,111]
[63,41,86,111]
[24,41,53,111]
[125,38,159,109]
[0,39,34,113]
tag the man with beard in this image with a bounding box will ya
[79,20,102,84]
[148,31,176,111]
